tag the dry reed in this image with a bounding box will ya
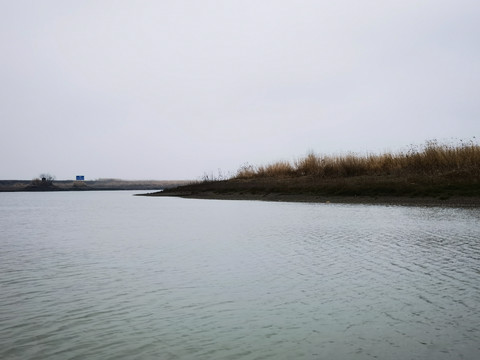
[235,139,480,180]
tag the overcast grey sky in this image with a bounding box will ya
[1,1,479,180]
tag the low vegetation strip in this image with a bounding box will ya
[151,140,480,205]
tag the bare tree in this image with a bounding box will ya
[39,173,55,183]
[31,173,55,186]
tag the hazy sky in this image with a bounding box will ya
[1,1,479,180]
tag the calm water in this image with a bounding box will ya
[1,191,479,360]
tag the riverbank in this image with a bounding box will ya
[145,140,480,207]
[144,175,480,207]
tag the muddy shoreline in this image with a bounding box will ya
[146,190,480,208]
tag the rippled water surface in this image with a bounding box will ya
[1,191,480,359]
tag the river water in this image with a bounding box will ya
[1,191,479,360]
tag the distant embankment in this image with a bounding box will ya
[0,179,192,192]
[146,140,480,206]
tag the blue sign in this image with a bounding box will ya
[76,175,85,181]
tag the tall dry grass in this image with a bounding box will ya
[235,139,480,180]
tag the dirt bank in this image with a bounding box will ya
[144,175,480,208]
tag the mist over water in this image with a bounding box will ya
[1,191,479,359]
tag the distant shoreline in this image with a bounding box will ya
[0,179,192,192]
